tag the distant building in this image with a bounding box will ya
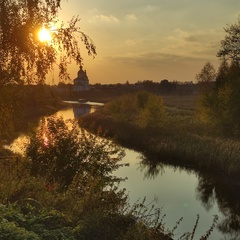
[73,66,90,91]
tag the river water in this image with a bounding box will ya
[8,104,240,240]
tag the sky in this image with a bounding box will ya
[57,0,240,84]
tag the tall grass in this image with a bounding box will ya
[80,92,240,177]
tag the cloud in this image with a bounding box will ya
[125,14,137,21]
[144,5,159,12]
[105,51,204,69]
[163,28,221,59]
[90,14,119,23]
[124,39,142,46]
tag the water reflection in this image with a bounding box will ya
[138,158,166,180]
[73,105,91,118]
[139,153,240,239]
[197,172,240,239]
[56,104,100,120]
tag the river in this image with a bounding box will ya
[8,104,240,240]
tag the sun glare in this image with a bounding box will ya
[38,27,52,42]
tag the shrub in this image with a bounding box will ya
[106,91,165,129]
[26,116,125,188]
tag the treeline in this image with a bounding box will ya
[59,79,197,96]
[92,80,197,95]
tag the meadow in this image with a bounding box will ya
[80,91,240,178]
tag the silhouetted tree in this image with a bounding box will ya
[196,62,216,88]
[0,0,96,85]
[141,80,158,92]
[217,16,240,64]
[215,58,230,88]
[197,18,240,136]
[159,79,176,94]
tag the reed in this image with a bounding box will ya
[80,92,240,177]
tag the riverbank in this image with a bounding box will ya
[0,102,72,159]
[79,92,240,179]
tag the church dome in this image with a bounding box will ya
[73,66,90,91]
[77,66,86,78]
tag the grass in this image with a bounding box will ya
[161,94,197,110]
[0,150,218,240]
[80,92,240,178]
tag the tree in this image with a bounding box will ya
[0,0,96,85]
[217,16,240,63]
[197,17,240,136]
[215,58,230,88]
[196,62,216,84]
[106,91,165,129]
[159,79,176,94]
[196,62,216,93]
[26,116,125,187]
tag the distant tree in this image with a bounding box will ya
[159,79,176,94]
[196,62,216,84]
[215,58,230,88]
[0,0,96,85]
[106,91,165,129]
[141,80,158,92]
[196,62,216,93]
[217,16,240,63]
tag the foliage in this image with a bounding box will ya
[0,84,61,143]
[136,92,165,128]
[106,91,165,129]
[26,115,125,187]
[196,16,240,136]
[0,0,96,85]
[217,16,240,63]
[215,58,230,88]
[0,85,24,141]
[196,62,216,84]
[197,60,240,136]
[0,203,74,240]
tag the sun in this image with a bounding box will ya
[38,27,52,42]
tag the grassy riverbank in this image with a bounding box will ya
[80,91,240,178]
[0,91,220,239]
[2,115,216,240]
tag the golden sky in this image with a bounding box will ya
[58,0,240,84]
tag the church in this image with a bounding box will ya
[73,66,90,91]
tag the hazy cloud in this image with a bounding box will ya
[106,51,204,69]
[124,39,142,46]
[90,14,120,23]
[125,14,137,21]
[144,5,159,12]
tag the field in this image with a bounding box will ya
[80,91,240,178]
[161,95,197,110]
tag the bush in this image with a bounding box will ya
[106,91,165,129]
[197,62,240,137]
[26,116,125,187]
